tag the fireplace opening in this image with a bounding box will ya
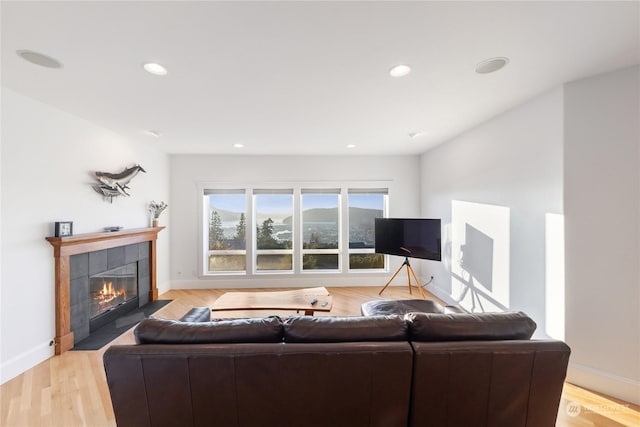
[89,263,138,332]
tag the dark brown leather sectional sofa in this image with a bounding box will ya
[103,312,570,427]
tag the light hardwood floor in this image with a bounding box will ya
[1,286,638,426]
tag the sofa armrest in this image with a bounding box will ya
[443,305,465,314]
[179,307,211,322]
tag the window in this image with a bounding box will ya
[202,184,387,275]
[254,190,293,272]
[301,190,340,271]
[348,189,387,270]
[205,190,247,273]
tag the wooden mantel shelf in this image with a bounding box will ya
[46,227,165,256]
[46,227,165,354]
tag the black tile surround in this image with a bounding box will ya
[69,243,151,344]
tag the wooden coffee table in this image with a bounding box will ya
[211,286,333,316]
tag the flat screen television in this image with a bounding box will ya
[374,218,442,261]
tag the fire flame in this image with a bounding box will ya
[98,281,126,305]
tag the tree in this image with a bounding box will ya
[209,210,225,250]
[235,213,246,240]
[309,232,320,249]
[257,218,283,249]
[258,218,274,247]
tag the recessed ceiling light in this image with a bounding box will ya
[389,64,411,77]
[408,131,426,139]
[143,62,168,76]
[475,57,509,74]
[346,144,356,149]
[233,143,245,149]
[145,130,162,138]
[16,50,62,68]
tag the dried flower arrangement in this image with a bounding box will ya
[149,201,168,219]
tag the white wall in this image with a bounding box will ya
[0,88,170,384]
[420,65,640,405]
[170,154,421,288]
[564,65,640,404]
[419,87,564,333]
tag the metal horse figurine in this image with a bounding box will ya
[92,164,146,202]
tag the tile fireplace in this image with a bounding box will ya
[69,243,150,343]
[46,227,164,354]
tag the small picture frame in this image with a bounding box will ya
[55,221,73,237]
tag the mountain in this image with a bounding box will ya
[289,208,337,223]
[348,207,383,228]
[209,207,242,224]
[282,207,382,226]
[210,206,383,227]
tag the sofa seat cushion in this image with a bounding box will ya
[405,311,537,341]
[134,316,283,344]
[283,315,407,343]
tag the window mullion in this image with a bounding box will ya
[293,188,302,274]
[246,188,254,274]
[341,186,350,273]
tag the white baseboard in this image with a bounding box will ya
[1,341,53,385]
[567,362,640,406]
[424,285,640,406]
[157,280,172,296]
[424,284,461,306]
[169,276,397,290]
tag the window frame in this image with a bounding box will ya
[253,190,295,274]
[300,189,342,273]
[347,189,388,272]
[203,189,250,275]
[199,182,390,277]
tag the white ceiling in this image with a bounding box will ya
[2,1,639,155]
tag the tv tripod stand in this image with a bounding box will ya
[378,257,427,298]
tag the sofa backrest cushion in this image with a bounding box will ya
[405,311,536,341]
[283,315,407,343]
[134,316,283,344]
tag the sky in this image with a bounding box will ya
[209,193,383,213]
[348,194,384,210]
[256,195,293,214]
[209,194,245,212]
